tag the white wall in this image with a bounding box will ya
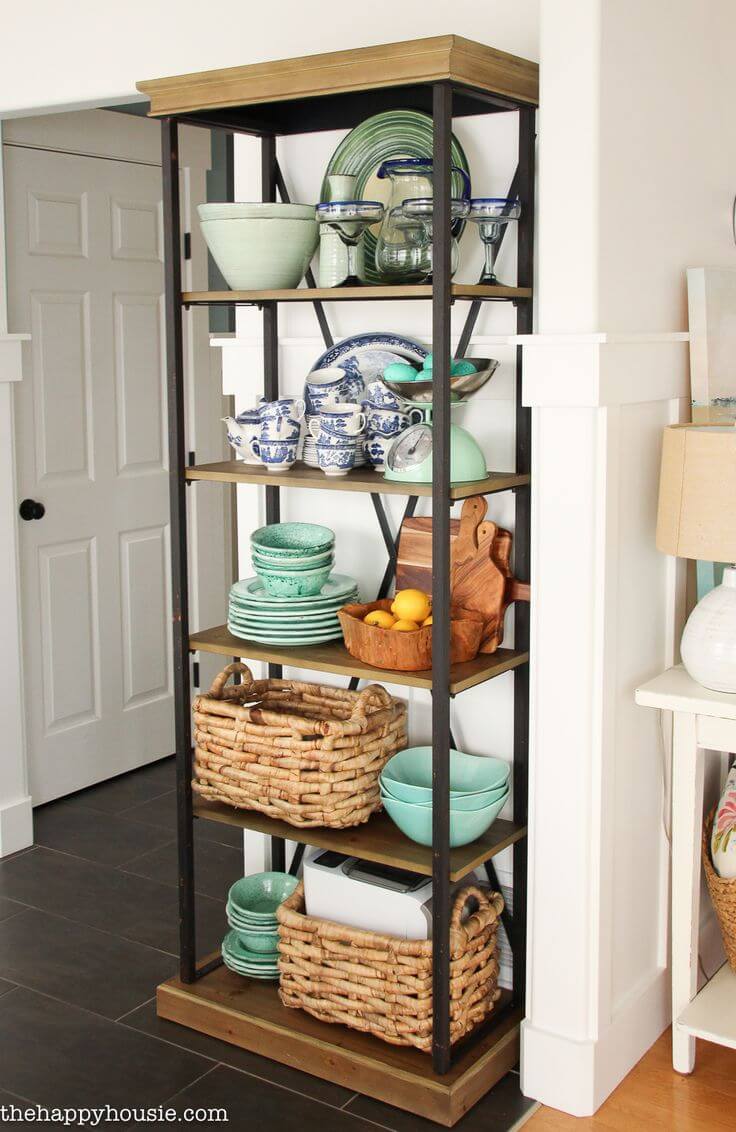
[522,0,736,1116]
[0,1,538,117]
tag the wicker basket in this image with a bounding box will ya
[192,663,407,829]
[703,807,736,971]
[277,881,504,1051]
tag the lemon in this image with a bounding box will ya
[391,588,432,624]
[364,609,396,629]
[392,619,420,632]
[422,615,433,627]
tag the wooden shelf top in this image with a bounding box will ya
[138,36,538,119]
[185,461,529,501]
[182,283,531,306]
[190,624,528,694]
[158,969,520,1122]
[195,799,525,882]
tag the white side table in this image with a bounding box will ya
[636,665,736,1072]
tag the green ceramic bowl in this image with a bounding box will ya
[226,903,278,930]
[251,548,334,571]
[381,747,510,804]
[255,562,333,598]
[228,872,298,919]
[250,522,334,558]
[198,206,318,290]
[379,780,509,811]
[381,793,508,848]
[233,928,280,955]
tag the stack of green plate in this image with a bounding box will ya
[222,872,298,981]
[227,574,359,645]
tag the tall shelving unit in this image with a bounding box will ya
[138,36,537,1127]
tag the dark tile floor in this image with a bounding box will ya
[0,759,537,1131]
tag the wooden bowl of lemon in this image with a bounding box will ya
[338,589,484,672]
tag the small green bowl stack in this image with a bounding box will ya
[222,871,297,980]
[251,522,335,598]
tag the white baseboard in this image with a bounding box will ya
[521,968,670,1116]
[0,794,33,857]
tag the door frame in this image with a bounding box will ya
[0,107,227,850]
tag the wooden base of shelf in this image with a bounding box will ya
[157,967,520,1127]
[185,460,529,500]
[194,798,525,882]
[190,624,528,694]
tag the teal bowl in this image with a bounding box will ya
[381,747,510,804]
[233,927,280,955]
[226,903,278,930]
[228,872,297,919]
[381,793,508,848]
[252,548,333,571]
[380,780,509,811]
[250,522,334,558]
[255,562,332,598]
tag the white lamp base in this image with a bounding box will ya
[681,566,736,693]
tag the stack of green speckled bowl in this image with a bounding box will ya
[222,872,298,981]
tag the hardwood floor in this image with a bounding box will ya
[527,1030,736,1131]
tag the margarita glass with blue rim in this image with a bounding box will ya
[315,201,384,285]
[467,197,522,285]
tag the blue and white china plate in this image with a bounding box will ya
[311,333,427,387]
[231,575,358,606]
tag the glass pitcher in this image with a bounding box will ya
[374,158,470,283]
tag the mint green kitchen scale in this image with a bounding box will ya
[383,401,487,484]
[380,355,493,484]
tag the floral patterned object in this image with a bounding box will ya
[712,765,736,879]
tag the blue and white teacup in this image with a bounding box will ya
[364,380,406,412]
[250,437,298,473]
[317,439,356,477]
[259,415,302,441]
[304,367,355,416]
[364,433,395,471]
[309,403,365,440]
[365,405,423,437]
[258,397,306,422]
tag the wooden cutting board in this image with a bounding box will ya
[396,508,530,653]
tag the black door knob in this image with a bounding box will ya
[19,499,45,521]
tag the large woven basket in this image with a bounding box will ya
[277,881,504,1051]
[192,663,407,829]
[703,807,736,971]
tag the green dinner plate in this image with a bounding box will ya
[231,575,358,606]
[228,610,341,628]
[228,599,351,619]
[227,623,343,645]
[228,598,355,620]
[321,109,471,283]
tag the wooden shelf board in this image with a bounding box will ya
[189,624,528,694]
[677,962,736,1049]
[185,461,529,500]
[182,284,530,305]
[138,36,538,118]
[194,800,526,882]
[157,966,521,1126]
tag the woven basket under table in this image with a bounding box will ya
[277,881,504,1052]
[703,806,736,971]
[192,663,407,829]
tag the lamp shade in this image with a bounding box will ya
[657,423,736,561]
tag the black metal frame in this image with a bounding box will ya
[160,75,534,1081]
